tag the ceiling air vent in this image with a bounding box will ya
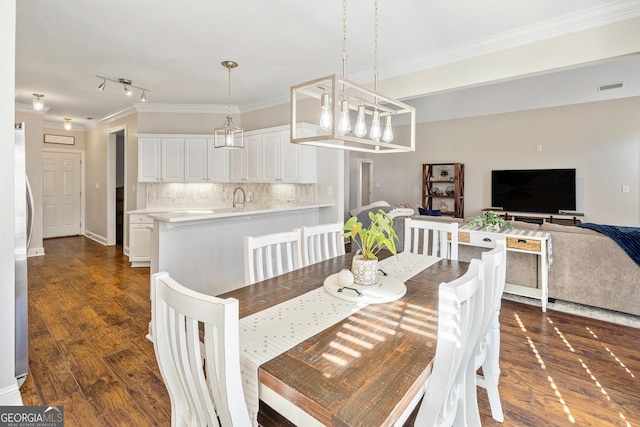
[598,81,624,92]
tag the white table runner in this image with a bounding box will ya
[239,253,441,424]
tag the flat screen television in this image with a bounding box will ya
[491,168,576,214]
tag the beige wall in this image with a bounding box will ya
[137,111,230,134]
[350,96,640,226]
[43,127,86,150]
[15,111,44,255]
[84,113,138,243]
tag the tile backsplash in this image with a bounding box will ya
[146,182,316,208]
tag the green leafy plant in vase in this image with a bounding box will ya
[469,211,513,231]
[343,210,398,285]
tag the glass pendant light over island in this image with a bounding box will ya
[291,0,415,153]
[214,61,244,149]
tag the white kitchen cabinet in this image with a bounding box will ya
[138,138,162,182]
[138,136,184,182]
[129,213,152,267]
[261,126,317,183]
[184,138,229,182]
[230,133,261,182]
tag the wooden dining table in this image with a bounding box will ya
[218,251,469,427]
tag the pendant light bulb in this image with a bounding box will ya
[354,105,367,138]
[32,94,44,111]
[124,85,132,96]
[63,118,72,131]
[382,115,393,143]
[140,90,147,102]
[319,91,332,131]
[369,110,381,141]
[338,100,352,135]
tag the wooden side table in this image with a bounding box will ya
[458,224,552,312]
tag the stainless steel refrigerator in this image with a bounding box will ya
[15,122,33,386]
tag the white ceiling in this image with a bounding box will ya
[14,0,640,129]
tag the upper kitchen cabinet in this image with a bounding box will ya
[260,125,317,183]
[184,138,229,182]
[230,133,262,182]
[138,136,184,182]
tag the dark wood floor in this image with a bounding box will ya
[22,237,640,426]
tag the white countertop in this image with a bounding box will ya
[134,203,334,223]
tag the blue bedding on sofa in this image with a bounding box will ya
[575,223,640,267]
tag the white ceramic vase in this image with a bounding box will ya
[351,255,379,286]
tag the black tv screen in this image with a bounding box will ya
[491,169,576,214]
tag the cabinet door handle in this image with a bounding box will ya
[517,239,527,243]
[482,238,492,242]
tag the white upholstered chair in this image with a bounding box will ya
[243,230,303,285]
[409,259,486,427]
[300,222,345,266]
[150,272,251,427]
[468,240,507,423]
[404,218,459,260]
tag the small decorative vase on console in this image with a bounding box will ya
[351,255,379,286]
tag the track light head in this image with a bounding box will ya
[140,91,147,102]
[98,79,106,91]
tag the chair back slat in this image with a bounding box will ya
[151,272,251,427]
[404,218,459,260]
[244,230,303,285]
[301,222,345,266]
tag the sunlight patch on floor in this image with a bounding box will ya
[515,311,577,424]
[586,326,636,379]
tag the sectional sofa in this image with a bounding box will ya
[349,202,640,317]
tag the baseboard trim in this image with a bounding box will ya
[0,382,23,405]
[27,247,45,257]
[83,231,108,246]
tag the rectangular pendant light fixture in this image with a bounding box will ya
[290,74,416,153]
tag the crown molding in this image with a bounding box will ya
[239,94,291,113]
[132,103,238,114]
[84,105,136,130]
[42,120,87,132]
[352,0,640,84]
[14,103,49,114]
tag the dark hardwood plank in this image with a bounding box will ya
[21,236,640,427]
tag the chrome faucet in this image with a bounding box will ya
[232,187,246,209]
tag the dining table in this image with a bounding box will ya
[218,251,470,427]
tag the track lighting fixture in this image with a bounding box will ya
[63,118,72,130]
[96,76,150,101]
[32,94,44,111]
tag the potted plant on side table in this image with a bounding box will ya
[343,210,398,286]
[469,211,513,231]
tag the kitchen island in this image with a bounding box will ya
[148,203,335,296]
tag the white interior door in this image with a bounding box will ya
[43,151,81,238]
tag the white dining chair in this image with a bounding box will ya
[150,271,251,427]
[404,218,459,260]
[244,230,303,285]
[300,222,345,266]
[413,259,486,427]
[467,240,507,423]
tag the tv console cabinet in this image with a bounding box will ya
[483,209,584,225]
